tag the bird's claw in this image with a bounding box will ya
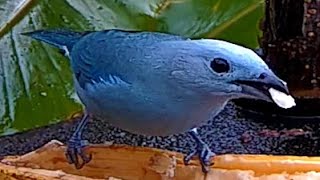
[65,138,92,169]
[183,141,215,173]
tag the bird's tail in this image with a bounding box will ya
[22,29,88,50]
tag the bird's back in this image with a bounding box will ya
[70,30,187,88]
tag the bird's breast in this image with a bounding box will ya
[75,78,229,136]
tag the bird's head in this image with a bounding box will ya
[168,39,292,105]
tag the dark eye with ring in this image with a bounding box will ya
[210,58,230,73]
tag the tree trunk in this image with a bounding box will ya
[260,0,320,98]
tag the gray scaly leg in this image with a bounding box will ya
[184,128,215,173]
[65,113,92,169]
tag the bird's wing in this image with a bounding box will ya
[70,30,187,88]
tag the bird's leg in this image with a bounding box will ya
[184,128,215,173]
[65,112,92,169]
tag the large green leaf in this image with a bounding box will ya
[0,0,264,135]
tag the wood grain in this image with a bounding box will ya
[1,140,320,180]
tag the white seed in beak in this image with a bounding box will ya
[268,88,296,109]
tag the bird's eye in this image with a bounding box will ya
[210,58,230,73]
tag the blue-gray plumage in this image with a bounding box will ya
[23,29,291,172]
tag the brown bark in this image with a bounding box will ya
[261,0,320,97]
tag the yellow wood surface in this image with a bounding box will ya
[1,140,320,180]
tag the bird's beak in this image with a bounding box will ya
[233,73,289,102]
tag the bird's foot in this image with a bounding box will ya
[184,128,215,173]
[65,137,92,169]
[183,141,215,173]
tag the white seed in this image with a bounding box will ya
[268,88,296,109]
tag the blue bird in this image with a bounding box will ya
[23,29,292,172]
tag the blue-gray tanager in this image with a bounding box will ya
[23,29,295,172]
